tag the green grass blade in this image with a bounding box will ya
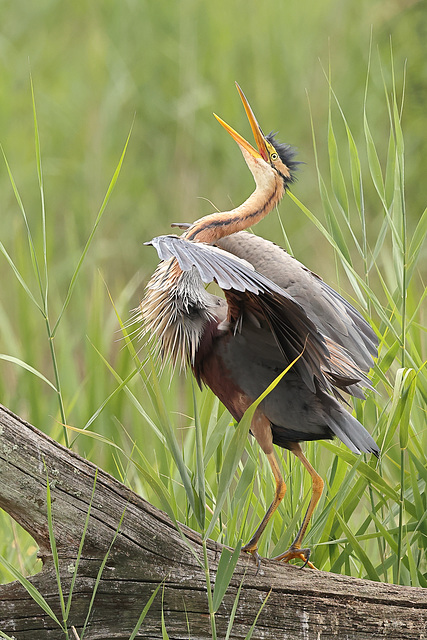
[346,125,364,217]
[53,123,133,336]
[0,147,44,304]
[0,354,57,391]
[323,72,365,224]
[115,300,198,519]
[65,423,196,554]
[308,93,353,263]
[212,540,242,612]
[124,449,178,522]
[66,424,127,448]
[202,540,218,640]
[45,466,67,628]
[82,366,140,432]
[382,368,415,452]
[0,240,43,313]
[392,78,405,163]
[319,175,352,264]
[384,129,396,210]
[224,573,245,640]
[30,73,48,309]
[81,507,127,639]
[86,340,165,443]
[0,553,63,629]
[192,379,206,530]
[128,582,163,640]
[371,215,390,267]
[288,191,368,307]
[287,186,356,275]
[203,412,251,541]
[204,406,232,467]
[363,113,386,207]
[161,584,171,640]
[243,588,272,640]
[369,511,398,555]
[145,355,198,519]
[399,369,416,450]
[407,206,427,283]
[320,441,399,502]
[287,193,336,254]
[328,116,349,219]
[407,455,425,524]
[102,289,169,443]
[335,512,380,581]
[406,537,419,587]
[65,469,98,620]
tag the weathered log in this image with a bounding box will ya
[0,404,426,639]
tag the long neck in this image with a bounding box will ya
[185,174,285,243]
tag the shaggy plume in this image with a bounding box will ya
[141,259,216,371]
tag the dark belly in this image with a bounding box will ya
[193,332,333,448]
[194,346,252,423]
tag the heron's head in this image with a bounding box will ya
[214,83,299,190]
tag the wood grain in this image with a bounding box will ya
[0,404,426,639]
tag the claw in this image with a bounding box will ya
[242,544,262,574]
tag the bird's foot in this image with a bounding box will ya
[272,546,316,570]
[242,543,262,573]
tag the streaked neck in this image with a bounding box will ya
[186,175,285,243]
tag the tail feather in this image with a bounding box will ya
[329,407,379,457]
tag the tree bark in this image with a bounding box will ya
[0,404,426,640]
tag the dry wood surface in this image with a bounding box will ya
[0,404,426,639]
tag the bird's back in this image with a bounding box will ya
[216,231,378,373]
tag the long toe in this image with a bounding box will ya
[272,546,317,570]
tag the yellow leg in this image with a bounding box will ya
[242,450,286,567]
[272,442,324,569]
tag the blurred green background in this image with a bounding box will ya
[2,0,426,283]
[0,0,426,588]
[1,0,425,420]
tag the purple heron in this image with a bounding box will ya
[141,84,379,568]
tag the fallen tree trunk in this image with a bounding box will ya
[0,404,426,640]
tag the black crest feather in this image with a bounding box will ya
[266,132,301,183]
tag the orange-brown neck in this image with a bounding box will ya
[186,172,285,243]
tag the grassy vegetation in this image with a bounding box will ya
[0,0,426,635]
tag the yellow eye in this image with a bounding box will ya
[270,152,278,161]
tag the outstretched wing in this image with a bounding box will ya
[146,234,333,394]
[147,234,286,294]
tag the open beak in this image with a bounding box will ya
[214,83,269,162]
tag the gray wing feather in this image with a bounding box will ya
[148,235,289,295]
[217,232,378,371]
[319,281,378,363]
